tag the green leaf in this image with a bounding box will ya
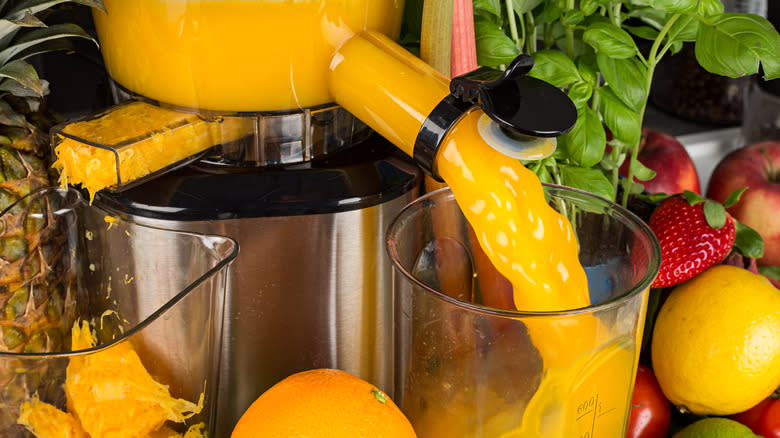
[628,156,657,181]
[580,0,600,16]
[568,80,593,108]
[475,18,520,68]
[648,0,698,14]
[10,0,106,17]
[598,86,642,146]
[559,106,606,167]
[629,8,668,30]
[0,23,96,65]
[563,10,585,26]
[723,187,747,208]
[560,164,615,200]
[682,190,706,205]
[577,54,599,86]
[697,0,724,16]
[695,13,780,80]
[702,200,727,228]
[474,0,502,16]
[529,49,581,87]
[537,1,563,24]
[734,221,764,259]
[582,22,639,59]
[597,54,648,111]
[757,265,780,282]
[0,59,42,95]
[0,99,26,127]
[665,14,698,44]
[624,24,661,41]
[512,0,544,15]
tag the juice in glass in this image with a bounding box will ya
[331,32,660,436]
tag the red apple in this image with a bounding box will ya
[619,128,701,195]
[707,141,780,267]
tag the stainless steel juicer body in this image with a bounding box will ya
[94,133,421,436]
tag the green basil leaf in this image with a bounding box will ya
[529,49,581,87]
[563,10,585,26]
[568,81,593,108]
[512,0,544,15]
[666,14,698,43]
[582,22,639,59]
[648,0,697,13]
[598,86,642,146]
[580,0,599,16]
[559,106,606,168]
[628,7,667,30]
[577,54,599,86]
[560,165,615,201]
[624,24,661,41]
[597,54,648,111]
[474,0,502,16]
[475,19,521,68]
[695,13,780,80]
[697,0,724,16]
[628,156,657,181]
[538,2,563,24]
[669,40,683,54]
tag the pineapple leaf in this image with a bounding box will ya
[14,37,74,62]
[0,99,27,127]
[9,0,106,18]
[7,12,45,28]
[0,76,48,97]
[0,59,42,95]
[0,23,95,65]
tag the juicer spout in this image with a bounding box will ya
[327,32,576,181]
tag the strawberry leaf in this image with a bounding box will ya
[723,187,747,208]
[734,221,764,259]
[638,192,673,204]
[682,190,705,205]
[702,200,726,228]
[758,266,780,282]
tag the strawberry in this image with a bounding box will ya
[648,191,736,288]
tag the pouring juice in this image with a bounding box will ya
[332,32,657,436]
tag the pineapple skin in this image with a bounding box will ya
[0,1,104,434]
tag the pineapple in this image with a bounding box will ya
[0,0,104,434]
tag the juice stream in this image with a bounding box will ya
[330,31,638,436]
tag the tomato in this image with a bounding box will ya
[627,364,671,438]
[755,398,780,438]
[731,396,775,435]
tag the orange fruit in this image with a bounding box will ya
[231,368,417,438]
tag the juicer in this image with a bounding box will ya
[55,1,577,435]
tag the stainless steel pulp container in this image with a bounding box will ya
[94,138,422,436]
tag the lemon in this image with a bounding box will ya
[673,417,759,437]
[651,264,780,415]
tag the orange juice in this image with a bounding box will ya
[92,0,404,112]
[330,32,645,436]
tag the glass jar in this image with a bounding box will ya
[650,43,749,126]
[742,75,780,143]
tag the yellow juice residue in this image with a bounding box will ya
[93,0,404,112]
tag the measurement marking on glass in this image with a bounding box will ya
[577,393,613,438]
